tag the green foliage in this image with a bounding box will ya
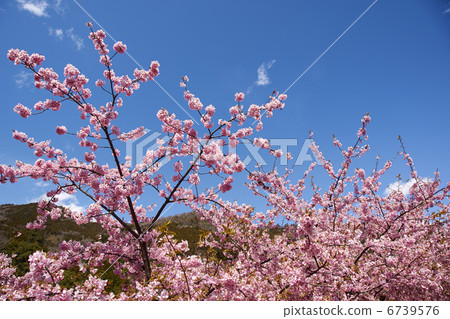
[59,263,129,296]
[1,204,283,292]
[2,237,43,276]
[0,203,104,277]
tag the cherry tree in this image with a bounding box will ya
[0,23,448,301]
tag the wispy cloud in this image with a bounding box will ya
[247,60,277,94]
[66,28,84,50]
[16,0,49,17]
[255,60,276,86]
[35,181,50,187]
[444,1,450,14]
[49,27,85,51]
[14,71,33,88]
[384,178,431,196]
[49,27,64,40]
[33,192,85,212]
[53,0,64,14]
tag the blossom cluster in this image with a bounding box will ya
[1,24,448,301]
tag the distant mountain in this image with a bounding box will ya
[0,203,209,275]
[155,210,215,231]
[153,210,215,254]
[0,203,105,275]
[0,203,105,249]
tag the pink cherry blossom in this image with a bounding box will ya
[188,173,200,185]
[84,152,96,162]
[1,24,448,302]
[113,41,127,54]
[235,92,245,102]
[13,103,31,118]
[55,126,67,135]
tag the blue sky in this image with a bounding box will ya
[0,0,449,217]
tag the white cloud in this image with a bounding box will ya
[49,27,86,51]
[384,178,431,196]
[35,181,50,187]
[64,142,76,152]
[33,192,85,212]
[53,0,63,14]
[255,60,276,86]
[17,0,49,17]
[14,71,33,88]
[66,28,85,50]
[55,193,85,212]
[444,1,450,14]
[49,27,63,40]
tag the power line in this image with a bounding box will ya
[72,0,199,125]
[283,0,379,94]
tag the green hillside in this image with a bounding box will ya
[0,203,210,276]
[0,203,104,275]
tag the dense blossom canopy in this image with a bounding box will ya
[0,24,448,301]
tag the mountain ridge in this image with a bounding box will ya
[0,203,208,275]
